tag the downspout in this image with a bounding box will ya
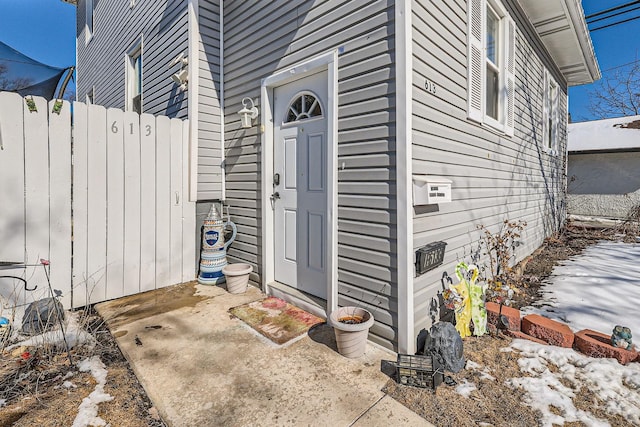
[396,0,414,354]
[187,0,200,202]
[219,0,225,201]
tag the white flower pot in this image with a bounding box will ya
[329,307,374,358]
[222,263,253,294]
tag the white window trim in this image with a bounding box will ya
[125,37,144,114]
[467,0,515,137]
[85,86,95,104]
[543,69,559,155]
[85,0,94,44]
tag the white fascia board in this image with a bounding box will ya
[562,0,601,82]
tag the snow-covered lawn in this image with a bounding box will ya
[522,240,640,335]
[460,240,640,426]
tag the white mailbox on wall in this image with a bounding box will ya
[412,176,452,205]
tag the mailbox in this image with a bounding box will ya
[412,176,452,205]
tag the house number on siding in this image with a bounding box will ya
[425,79,437,95]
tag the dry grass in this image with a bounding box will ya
[385,335,540,427]
[0,308,163,426]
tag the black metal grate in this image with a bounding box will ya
[396,354,444,390]
[415,241,447,275]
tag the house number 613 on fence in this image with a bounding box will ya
[111,121,152,136]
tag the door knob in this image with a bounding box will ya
[270,192,280,202]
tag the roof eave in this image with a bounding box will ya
[518,0,601,86]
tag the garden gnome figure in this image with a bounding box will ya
[611,325,633,350]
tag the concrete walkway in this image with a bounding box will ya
[96,282,433,427]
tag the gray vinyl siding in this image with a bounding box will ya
[223,0,398,350]
[197,1,223,200]
[411,0,568,339]
[76,0,189,119]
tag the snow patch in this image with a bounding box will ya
[465,360,496,381]
[455,379,477,398]
[6,311,95,352]
[507,339,640,426]
[71,356,113,427]
[522,241,640,335]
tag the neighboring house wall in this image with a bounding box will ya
[76,0,189,118]
[223,0,398,349]
[568,151,640,219]
[411,0,568,338]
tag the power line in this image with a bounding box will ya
[587,4,640,24]
[591,14,640,31]
[585,0,640,19]
[602,58,640,72]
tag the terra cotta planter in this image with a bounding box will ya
[329,307,374,358]
[222,263,253,294]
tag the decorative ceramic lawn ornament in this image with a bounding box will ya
[450,262,472,338]
[467,264,488,337]
[611,325,633,350]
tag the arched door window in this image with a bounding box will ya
[285,92,323,123]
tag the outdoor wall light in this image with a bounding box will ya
[238,97,259,129]
[170,53,189,91]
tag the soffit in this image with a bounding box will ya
[518,0,600,86]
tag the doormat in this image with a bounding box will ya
[229,297,324,345]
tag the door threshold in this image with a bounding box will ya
[266,282,327,320]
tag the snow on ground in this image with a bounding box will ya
[72,356,113,427]
[507,339,640,427]
[522,241,640,336]
[455,379,477,398]
[503,240,640,426]
[5,310,95,351]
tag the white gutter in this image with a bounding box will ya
[563,0,601,82]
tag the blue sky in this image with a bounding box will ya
[569,0,640,122]
[0,1,638,121]
[0,0,76,93]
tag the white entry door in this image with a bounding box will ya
[273,71,328,299]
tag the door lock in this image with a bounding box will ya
[273,173,280,186]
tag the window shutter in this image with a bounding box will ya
[542,69,549,148]
[551,80,559,152]
[468,0,484,123]
[503,17,516,136]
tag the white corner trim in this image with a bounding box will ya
[219,0,225,202]
[395,0,414,354]
[260,50,339,309]
[260,83,274,290]
[187,0,199,202]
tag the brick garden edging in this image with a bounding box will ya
[485,304,639,365]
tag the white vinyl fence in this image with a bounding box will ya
[0,92,196,310]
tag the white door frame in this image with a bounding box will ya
[261,51,339,314]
